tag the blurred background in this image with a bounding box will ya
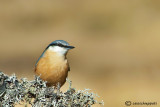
[0,0,160,106]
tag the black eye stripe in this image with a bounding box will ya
[51,43,68,48]
[56,43,63,47]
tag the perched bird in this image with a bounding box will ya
[35,40,75,87]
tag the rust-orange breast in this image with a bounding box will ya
[35,50,69,87]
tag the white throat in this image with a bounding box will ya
[48,46,68,55]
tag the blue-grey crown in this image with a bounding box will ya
[49,40,75,49]
[49,40,69,46]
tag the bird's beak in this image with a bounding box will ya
[67,46,75,49]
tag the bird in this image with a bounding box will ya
[34,40,75,88]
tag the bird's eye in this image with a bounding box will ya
[57,44,64,47]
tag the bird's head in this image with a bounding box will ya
[48,40,75,55]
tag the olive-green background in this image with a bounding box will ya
[0,0,160,107]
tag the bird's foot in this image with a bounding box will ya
[56,82,61,95]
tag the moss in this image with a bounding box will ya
[0,72,104,107]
